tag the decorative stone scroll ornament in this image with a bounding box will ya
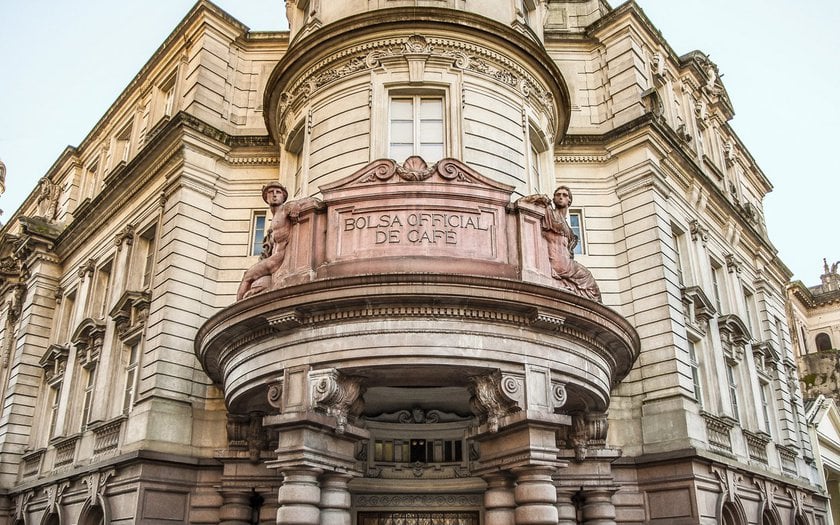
[43,481,70,520]
[519,186,601,302]
[469,370,522,433]
[236,182,322,300]
[310,368,365,434]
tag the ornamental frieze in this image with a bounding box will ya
[276,33,556,141]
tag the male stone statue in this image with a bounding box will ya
[237,182,316,300]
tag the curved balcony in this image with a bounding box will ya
[195,157,639,434]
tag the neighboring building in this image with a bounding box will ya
[0,1,827,524]
[805,395,840,524]
[789,260,840,402]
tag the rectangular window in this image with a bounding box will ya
[93,260,113,318]
[671,226,687,286]
[568,211,584,255]
[123,343,140,413]
[743,288,757,337]
[80,364,96,430]
[710,260,723,312]
[389,96,444,162]
[726,363,739,422]
[139,225,157,289]
[115,123,132,165]
[687,341,702,405]
[759,381,773,435]
[48,382,62,439]
[251,212,268,257]
[57,291,77,343]
[163,84,176,117]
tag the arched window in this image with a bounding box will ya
[762,508,781,525]
[722,502,745,525]
[815,332,832,351]
[79,505,105,525]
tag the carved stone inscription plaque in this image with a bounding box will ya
[336,205,498,260]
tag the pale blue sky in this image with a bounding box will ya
[0,0,837,285]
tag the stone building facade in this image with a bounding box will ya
[789,260,840,402]
[0,1,828,524]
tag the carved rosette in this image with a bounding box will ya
[469,370,522,433]
[310,369,365,433]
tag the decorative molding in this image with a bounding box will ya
[354,493,482,508]
[276,33,555,141]
[365,408,471,424]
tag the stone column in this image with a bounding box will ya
[512,466,558,525]
[276,467,323,525]
[581,488,617,525]
[555,487,578,525]
[219,490,252,525]
[483,473,516,525]
[319,473,352,525]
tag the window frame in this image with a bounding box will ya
[250,211,268,257]
[567,209,585,256]
[388,93,446,163]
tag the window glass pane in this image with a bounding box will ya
[568,212,583,255]
[390,98,413,119]
[418,143,444,162]
[419,98,442,119]
[251,214,266,257]
[391,121,414,144]
[419,120,443,143]
[390,144,414,163]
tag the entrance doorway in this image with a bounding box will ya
[358,512,479,525]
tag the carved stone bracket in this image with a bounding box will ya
[725,253,742,274]
[13,491,34,523]
[689,219,709,245]
[43,481,70,519]
[82,469,115,511]
[226,412,269,463]
[557,411,608,462]
[113,224,135,251]
[267,377,284,411]
[469,370,522,433]
[310,369,365,434]
[682,286,716,336]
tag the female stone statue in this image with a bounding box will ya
[522,186,601,302]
